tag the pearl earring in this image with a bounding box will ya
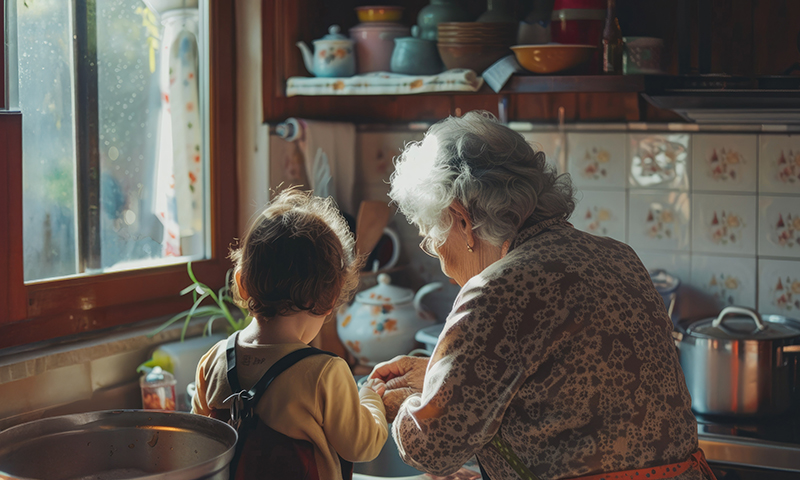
[466,243,474,252]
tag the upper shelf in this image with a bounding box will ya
[499,74,647,94]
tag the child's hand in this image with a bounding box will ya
[360,377,386,397]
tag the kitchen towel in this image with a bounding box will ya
[288,118,356,216]
[286,69,484,97]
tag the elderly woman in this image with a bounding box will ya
[370,112,714,480]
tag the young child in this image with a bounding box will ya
[192,189,388,480]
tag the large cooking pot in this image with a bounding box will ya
[679,306,800,417]
[0,410,237,480]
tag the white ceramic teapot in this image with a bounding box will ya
[337,273,442,366]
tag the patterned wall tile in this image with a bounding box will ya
[691,194,757,256]
[636,252,691,285]
[690,255,757,308]
[691,134,757,193]
[567,133,627,189]
[628,133,690,190]
[758,258,800,316]
[759,135,800,195]
[522,131,563,173]
[627,191,691,252]
[572,189,626,242]
[758,196,800,259]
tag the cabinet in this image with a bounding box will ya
[261,0,800,125]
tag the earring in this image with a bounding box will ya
[466,243,474,253]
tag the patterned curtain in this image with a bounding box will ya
[153,8,202,257]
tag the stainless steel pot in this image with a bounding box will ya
[0,410,237,480]
[679,306,800,417]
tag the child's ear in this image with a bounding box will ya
[235,270,250,300]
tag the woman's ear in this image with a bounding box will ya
[235,270,250,300]
[449,200,476,246]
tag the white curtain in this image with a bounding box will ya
[154,8,202,257]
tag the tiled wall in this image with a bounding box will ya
[353,126,800,319]
[532,128,800,317]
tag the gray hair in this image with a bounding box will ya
[388,111,575,248]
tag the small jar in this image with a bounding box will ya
[140,366,177,411]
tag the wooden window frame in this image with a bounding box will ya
[0,0,237,349]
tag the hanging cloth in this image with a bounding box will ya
[154,8,203,257]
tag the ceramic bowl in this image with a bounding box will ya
[437,43,511,73]
[511,44,596,74]
[356,6,404,23]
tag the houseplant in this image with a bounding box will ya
[149,262,252,341]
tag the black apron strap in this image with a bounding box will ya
[225,331,242,393]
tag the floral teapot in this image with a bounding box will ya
[337,273,442,367]
[296,25,356,78]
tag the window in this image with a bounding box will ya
[0,0,236,348]
[10,0,209,281]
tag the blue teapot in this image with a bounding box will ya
[296,25,357,77]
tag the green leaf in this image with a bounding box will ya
[181,283,199,296]
[147,311,190,338]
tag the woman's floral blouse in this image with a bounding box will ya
[393,218,703,480]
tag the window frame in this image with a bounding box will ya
[0,0,237,349]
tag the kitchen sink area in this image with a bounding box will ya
[354,432,426,479]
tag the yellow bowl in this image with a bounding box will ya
[511,44,597,74]
[356,6,404,22]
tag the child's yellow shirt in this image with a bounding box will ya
[192,339,388,480]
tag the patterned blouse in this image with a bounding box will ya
[392,218,704,480]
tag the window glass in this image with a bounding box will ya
[14,0,79,281]
[11,0,208,281]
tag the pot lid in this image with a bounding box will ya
[688,306,800,340]
[355,273,413,305]
[650,269,680,295]
[315,25,352,42]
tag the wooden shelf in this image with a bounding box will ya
[500,74,647,94]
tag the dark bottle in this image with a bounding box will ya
[602,0,623,74]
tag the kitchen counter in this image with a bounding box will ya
[697,408,800,473]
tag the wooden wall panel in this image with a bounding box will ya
[576,92,640,121]
[753,0,800,75]
[452,94,502,118]
[513,93,579,122]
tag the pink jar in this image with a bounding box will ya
[350,22,410,74]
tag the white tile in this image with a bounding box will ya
[690,255,757,308]
[627,191,691,252]
[572,189,626,242]
[691,134,757,193]
[758,258,800,316]
[567,133,627,189]
[757,196,800,259]
[635,251,691,285]
[758,135,800,195]
[690,194,757,255]
[628,133,690,190]
[521,131,563,173]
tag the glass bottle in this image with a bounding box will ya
[602,0,623,74]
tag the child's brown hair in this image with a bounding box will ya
[230,188,362,320]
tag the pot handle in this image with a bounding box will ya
[711,306,767,331]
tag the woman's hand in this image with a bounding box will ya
[369,355,429,422]
[369,355,429,392]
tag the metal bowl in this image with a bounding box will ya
[0,410,237,480]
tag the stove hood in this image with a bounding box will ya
[641,76,800,124]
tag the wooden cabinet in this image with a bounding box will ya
[261,0,800,125]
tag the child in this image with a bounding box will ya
[192,189,388,480]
